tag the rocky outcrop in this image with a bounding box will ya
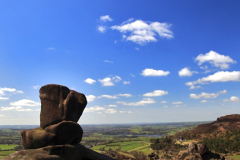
[2,84,114,160]
[1,144,113,160]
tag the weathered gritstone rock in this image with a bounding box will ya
[40,84,87,129]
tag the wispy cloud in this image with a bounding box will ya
[123,81,130,85]
[100,15,113,22]
[47,47,55,51]
[111,19,173,45]
[98,95,118,99]
[33,85,40,89]
[141,68,170,77]
[190,90,227,99]
[84,106,105,112]
[10,99,40,107]
[172,101,182,105]
[104,60,114,63]
[195,50,236,69]
[117,94,132,97]
[98,26,106,33]
[117,98,155,106]
[160,101,167,104]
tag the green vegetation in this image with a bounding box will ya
[231,155,240,160]
[200,130,240,153]
[0,150,16,158]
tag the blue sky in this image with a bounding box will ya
[0,1,240,125]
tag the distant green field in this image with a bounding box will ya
[0,144,18,150]
[0,150,16,158]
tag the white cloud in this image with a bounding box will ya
[160,101,167,104]
[106,105,118,107]
[104,60,113,63]
[221,99,229,102]
[117,98,155,106]
[123,81,130,85]
[0,97,9,100]
[230,96,240,102]
[0,115,6,117]
[99,77,114,86]
[201,100,208,103]
[143,90,168,97]
[111,19,173,45]
[47,47,55,51]
[178,67,198,77]
[85,106,105,112]
[0,88,23,96]
[189,90,227,99]
[10,99,40,107]
[33,85,40,89]
[172,101,182,105]
[98,26,106,33]
[135,47,140,50]
[105,109,117,114]
[99,76,121,86]
[1,106,33,112]
[195,50,236,69]
[84,78,96,84]
[119,111,132,114]
[141,68,170,77]
[189,85,203,90]
[117,94,132,97]
[131,74,135,77]
[100,15,113,22]
[186,71,240,89]
[99,95,118,99]
[163,106,168,108]
[86,95,97,102]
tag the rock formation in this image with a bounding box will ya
[2,84,114,160]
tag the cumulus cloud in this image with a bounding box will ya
[201,100,208,103]
[195,50,236,69]
[117,94,132,97]
[84,78,96,84]
[98,26,106,33]
[99,95,118,99]
[143,90,168,97]
[86,95,97,102]
[100,15,113,22]
[172,101,182,105]
[123,81,130,85]
[178,67,198,77]
[230,96,240,102]
[99,76,121,86]
[10,99,40,107]
[141,68,170,77]
[111,19,173,45]
[190,90,227,99]
[186,71,240,89]
[117,98,155,106]
[0,88,23,96]
[105,109,117,114]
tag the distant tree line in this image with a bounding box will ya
[150,136,184,150]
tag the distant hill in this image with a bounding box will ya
[174,114,240,140]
